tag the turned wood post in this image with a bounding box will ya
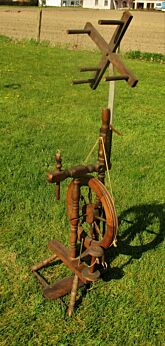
[37,6,43,42]
[98,108,112,184]
[55,150,62,200]
[69,178,80,258]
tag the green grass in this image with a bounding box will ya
[126,50,165,63]
[0,35,165,346]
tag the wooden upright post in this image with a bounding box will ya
[69,178,80,259]
[98,108,111,184]
[37,2,43,42]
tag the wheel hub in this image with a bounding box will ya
[85,203,99,224]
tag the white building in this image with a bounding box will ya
[83,0,158,9]
[83,0,133,9]
[38,0,160,10]
[39,0,80,6]
[133,0,157,8]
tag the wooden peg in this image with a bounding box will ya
[55,150,62,200]
[80,67,100,72]
[67,29,91,35]
[105,75,128,82]
[98,19,124,26]
[72,79,94,85]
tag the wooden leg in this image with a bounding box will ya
[31,253,57,272]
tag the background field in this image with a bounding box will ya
[0,7,165,53]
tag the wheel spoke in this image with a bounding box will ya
[88,188,92,203]
[146,228,158,235]
[94,221,101,235]
[95,215,107,223]
[70,213,87,221]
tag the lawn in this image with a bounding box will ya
[0,35,164,345]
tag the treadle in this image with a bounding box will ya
[48,239,88,283]
[43,276,84,300]
[81,267,101,282]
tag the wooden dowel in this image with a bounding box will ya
[98,20,124,26]
[80,67,100,72]
[67,274,79,316]
[110,124,123,136]
[31,253,57,272]
[107,53,138,87]
[33,271,48,288]
[55,150,62,201]
[67,29,91,35]
[37,8,42,42]
[73,79,94,85]
[105,75,128,82]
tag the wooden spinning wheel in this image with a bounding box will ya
[31,11,138,316]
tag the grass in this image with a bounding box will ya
[0,35,165,346]
[126,50,165,64]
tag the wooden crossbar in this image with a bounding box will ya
[67,11,138,90]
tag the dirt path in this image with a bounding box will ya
[0,7,164,53]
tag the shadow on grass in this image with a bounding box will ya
[4,83,21,89]
[102,202,165,282]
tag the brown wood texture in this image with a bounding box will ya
[69,11,137,89]
[67,274,79,316]
[107,53,138,87]
[69,178,80,258]
[33,271,48,288]
[105,75,128,82]
[48,163,100,184]
[48,240,87,283]
[37,8,42,42]
[67,29,90,35]
[90,11,137,89]
[72,79,94,85]
[43,275,84,300]
[31,253,57,272]
[98,108,111,184]
[55,150,62,200]
[80,67,99,72]
[67,176,118,249]
[98,20,124,26]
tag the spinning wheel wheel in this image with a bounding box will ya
[67,176,118,250]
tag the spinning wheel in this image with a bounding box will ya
[31,11,138,316]
[67,176,118,250]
